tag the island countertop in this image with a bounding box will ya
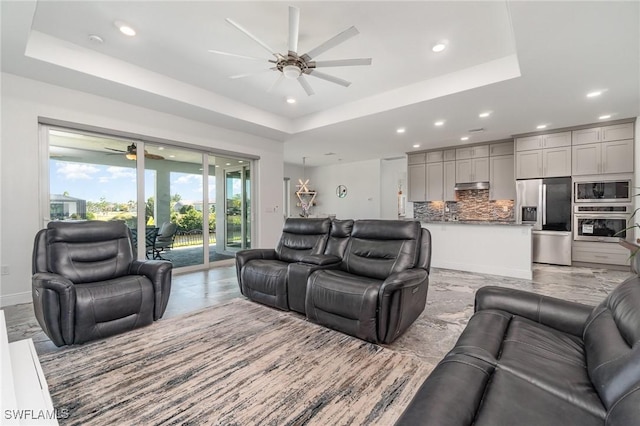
[419,219,531,226]
[420,220,533,280]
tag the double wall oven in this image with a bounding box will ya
[573,177,633,243]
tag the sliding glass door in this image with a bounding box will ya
[224,164,251,252]
[44,126,252,270]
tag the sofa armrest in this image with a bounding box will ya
[32,272,76,346]
[298,254,341,266]
[378,268,429,343]
[130,260,173,320]
[474,286,595,337]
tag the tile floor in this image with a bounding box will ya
[3,261,634,363]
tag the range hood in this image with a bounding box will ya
[454,182,490,191]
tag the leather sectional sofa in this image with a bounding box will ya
[396,260,640,426]
[236,218,431,344]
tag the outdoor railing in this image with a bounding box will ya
[173,230,216,248]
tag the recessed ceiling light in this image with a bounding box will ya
[460,136,469,141]
[536,124,547,129]
[169,155,175,158]
[586,90,602,98]
[599,114,611,120]
[434,121,445,126]
[225,163,231,166]
[114,21,136,36]
[479,112,491,118]
[432,43,446,53]
[286,97,296,104]
[238,160,244,163]
[158,147,164,150]
[88,34,104,44]
[396,127,406,134]
[413,144,420,148]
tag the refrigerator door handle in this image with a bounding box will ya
[542,184,547,226]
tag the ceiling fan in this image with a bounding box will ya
[209,6,372,96]
[105,143,165,160]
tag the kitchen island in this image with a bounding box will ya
[421,220,533,280]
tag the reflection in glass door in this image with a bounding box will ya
[225,165,250,251]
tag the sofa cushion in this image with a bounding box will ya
[448,309,511,363]
[240,259,290,310]
[474,368,603,426]
[583,276,640,408]
[46,221,133,283]
[498,316,605,418]
[74,275,154,344]
[306,269,383,342]
[275,218,331,263]
[342,220,421,280]
[324,219,354,258]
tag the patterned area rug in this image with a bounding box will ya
[39,299,432,425]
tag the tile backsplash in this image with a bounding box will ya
[413,189,514,222]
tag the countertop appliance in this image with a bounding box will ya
[516,177,572,266]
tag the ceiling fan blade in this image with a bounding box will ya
[288,6,300,54]
[145,153,165,160]
[105,147,127,153]
[229,69,274,79]
[302,26,359,60]
[268,74,284,93]
[307,70,351,87]
[225,18,278,57]
[298,75,315,96]
[207,50,267,61]
[312,58,372,67]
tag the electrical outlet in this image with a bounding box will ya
[1,265,9,275]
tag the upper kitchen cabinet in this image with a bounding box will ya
[408,153,426,165]
[455,145,489,160]
[490,154,515,200]
[572,123,634,175]
[408,163,426,201]
[456,157,489,183]
[443,160,456,201]
[515,131,571,178]
[426,162,444,201]
[572,139,634,175]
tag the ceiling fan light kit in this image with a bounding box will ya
[211,6,372,96]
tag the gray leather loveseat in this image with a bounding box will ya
[236,218,431,344]
[396,259,640,425]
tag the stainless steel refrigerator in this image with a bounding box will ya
[516,177,572,266]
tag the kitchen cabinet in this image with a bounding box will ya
[407,163,426,201]
[456,157,489,184]
[489,155,515,200]
[443,161,456,201]
[516,131,571,151]
[426,162,444,201]
[443,149,456,161]
[572,122,634,145]
[426,151,443,163]
[456,145,489,160]
[490,141,514,156]
[515,131,571,178]
[572,139,634,175]
[572,241,630,266]
[408,153,426,165]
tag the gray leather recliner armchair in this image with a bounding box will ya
[32,220,172,346]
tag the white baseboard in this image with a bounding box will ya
[433,260,533,280]
[0,291,31,308]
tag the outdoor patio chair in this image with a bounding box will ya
[152,222,178,260]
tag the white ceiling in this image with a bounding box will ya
[2,1,639,166]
